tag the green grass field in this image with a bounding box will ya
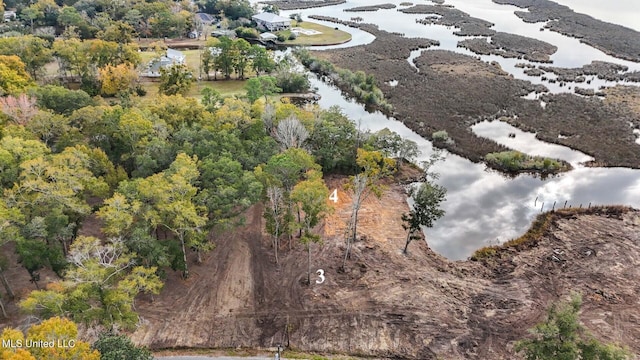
[280,21,352,46]
[139,79,247,99]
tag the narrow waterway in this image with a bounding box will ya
[272,0,640,95]
[256,0,640,259]
[311,77,640,260]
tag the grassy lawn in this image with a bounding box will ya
[140,49,202,72]
[279,20,352,46]
[140,79,247,100]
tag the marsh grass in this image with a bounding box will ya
[471,205,632,261]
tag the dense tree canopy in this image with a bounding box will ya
[0,35,419,351]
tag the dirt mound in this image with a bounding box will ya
[123,169,640,359]
[2,167,639,358]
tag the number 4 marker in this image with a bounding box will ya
[329,189,338,203]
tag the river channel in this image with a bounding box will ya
[257,0,640,259]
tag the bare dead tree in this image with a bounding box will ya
[0,94,38,125]
[274,115,309,150]
[343,173,368,270]
[262,103,276,134]
[266,186,285,264]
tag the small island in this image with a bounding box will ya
[485,150,572,174]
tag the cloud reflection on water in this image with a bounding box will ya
[312,77,640,260]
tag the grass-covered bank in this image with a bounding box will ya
[485,150,571,175]
[279,21,352,46]
[470,205,633,261]
[295,48,393,113]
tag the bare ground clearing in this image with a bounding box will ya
[2,168,640,358]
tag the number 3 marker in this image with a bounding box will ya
[316,269,325,284]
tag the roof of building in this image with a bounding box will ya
[252,12,291,24]
[196,13,215,22]
[166,48,184,60]
[259,32,278,40]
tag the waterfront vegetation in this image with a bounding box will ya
[485,150,571,174]
[295,49,393,113]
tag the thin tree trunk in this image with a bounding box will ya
[180,234,189,279]
[307,244,311,285]
[0,297,6,318]
[297,208,302,238]
[403,231,412,255]
[0,266,15,300]
[342,208,359,270]
[31,274,40,290]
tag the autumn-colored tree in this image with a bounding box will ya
[0,56,33,96]
[26,317,100,360]
[99,63,139,96]
[0,327,35,360]
[158,64,193,96]
[1,318,99,360]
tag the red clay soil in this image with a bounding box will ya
[2,170,639,359]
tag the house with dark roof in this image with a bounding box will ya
[195,13,216,26]
[252,12,291,31]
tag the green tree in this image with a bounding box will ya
[401,182,446,254]
[92,333,154,360]
[308,106,359,174]
[31,85,94,115]
[98,22,136,44]
[214,0,253,20]
[99,154,208,278]
[20,5,42,33]
[197,155,262,228]
[249,44,275,76]
[214,36,235,79]
[201,86,223,111]
[233,38,250,79]
[201,41,219,80]
[159,64,193,96]
[0,35,53,79]
[515,294,630,360]
[57,6,84,30]
[290,170,331,284]
[0,135,50,188]
[245,75,281,104]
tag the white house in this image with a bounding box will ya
[3,11,16,22]
[145,48,186,77]
[252,12,291,31]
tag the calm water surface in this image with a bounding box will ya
[259,0,640,259]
